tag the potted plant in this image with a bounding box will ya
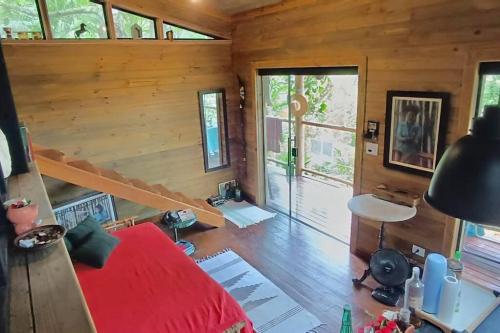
[5,198,39,235]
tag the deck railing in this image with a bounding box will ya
[267,116,354,187]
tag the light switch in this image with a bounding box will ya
[365,142,378,156]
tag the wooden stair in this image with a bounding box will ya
[32,144,225,228]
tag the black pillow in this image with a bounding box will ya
[63,237,73,252]
[65,216,102,248]
[71,231,120,268]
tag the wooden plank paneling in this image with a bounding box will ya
[3,42,239,219]
[231,0,500,259]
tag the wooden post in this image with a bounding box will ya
[103,0,116,39]
[155,18,164,39]
[295,75,305,176]
[36,0,53,39]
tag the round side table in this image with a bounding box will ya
[348,194,417,249]
[348,194,417,306]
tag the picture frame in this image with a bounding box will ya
[384,91,450,177]
[218,180,236,199]
[53,192,117,230]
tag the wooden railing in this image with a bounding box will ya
[267,116,355,186]
[32,144,224,228]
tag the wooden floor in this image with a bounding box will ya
[462,236,500,292]
[159,213,388,332]
[267,169,353,243]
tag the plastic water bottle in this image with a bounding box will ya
[405,267,424,310]
[340,304,353,333]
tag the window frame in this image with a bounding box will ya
[474,61,500,116]
[0,0,47,40]
[198,89,231,173]
[457,60,500,251]
[111,6,157,40]
[46,0,109,40]
[162,21,218,40]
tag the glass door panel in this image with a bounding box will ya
[263,75,294,216]
[261,69,358,244]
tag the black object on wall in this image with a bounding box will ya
[425,105,500,226]
[0,40,28,176]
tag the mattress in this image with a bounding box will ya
[74,222,253,333]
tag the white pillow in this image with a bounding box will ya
[0,129,12,178]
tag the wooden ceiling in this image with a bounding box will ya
[204,0,283,15]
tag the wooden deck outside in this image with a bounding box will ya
[266,166,353,243]
[462,235,500,292]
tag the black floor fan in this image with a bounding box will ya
[353,223,412,306]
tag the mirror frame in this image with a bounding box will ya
[198,89,231,172]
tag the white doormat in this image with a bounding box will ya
[218,200,276,228]
[197,250,324,333]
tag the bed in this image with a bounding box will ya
[74,222,253,333]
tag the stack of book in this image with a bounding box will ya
[175,240,195,256]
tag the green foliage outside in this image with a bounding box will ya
[112,8,155,39]
[202,93,218,128]
[0,0,42,37]
[265,75,356,184]
[46,0,107,39]
[478,74,500,115]
[163,23,213,40]
[0,0,158,39]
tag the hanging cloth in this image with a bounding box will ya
[266,117,282,153]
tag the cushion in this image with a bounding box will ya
[63,237,73,252]
[66,216,102,248]
[71,231,120,268]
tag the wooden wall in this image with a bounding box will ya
[232,0,500,259]
[3,41,239,219]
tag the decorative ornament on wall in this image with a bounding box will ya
[237,76,247,177]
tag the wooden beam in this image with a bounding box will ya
[155,18,164,40]
[35,154,225,227]
[103,0,116,39]
[36,0,53,40]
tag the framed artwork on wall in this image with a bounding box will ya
[53,192,117,230]
[384,91,450,177]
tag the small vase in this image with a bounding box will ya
[7,204,39,235]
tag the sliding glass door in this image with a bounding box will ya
[260,68,358,243]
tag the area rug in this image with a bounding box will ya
[218,200,276,228]
[197,250,323,333]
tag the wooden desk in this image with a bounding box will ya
[8,164,95,333]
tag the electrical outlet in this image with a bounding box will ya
[412,245,426,257]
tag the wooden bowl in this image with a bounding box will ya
[14,225,66,251]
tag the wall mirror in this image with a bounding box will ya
[198,89,230,172]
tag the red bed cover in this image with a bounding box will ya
[75,223,253,333]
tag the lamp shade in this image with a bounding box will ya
[424,106,500,226]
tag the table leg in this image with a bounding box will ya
[378,222,385,249]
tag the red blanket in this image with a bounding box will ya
[75,223,253,333]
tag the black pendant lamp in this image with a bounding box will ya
[424,105,500,227]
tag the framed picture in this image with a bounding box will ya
[218,180,236,199]
[53,192,117,230]
[384,91,450,177]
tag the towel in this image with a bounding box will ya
[266,117,282,153]
[0,129,11,178]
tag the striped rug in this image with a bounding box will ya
[197,250,323,333]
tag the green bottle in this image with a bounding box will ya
[340,304,353,333]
